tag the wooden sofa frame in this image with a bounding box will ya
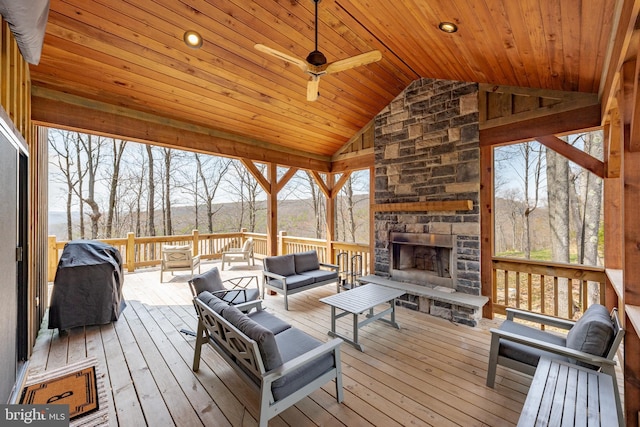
[192,297,344,427]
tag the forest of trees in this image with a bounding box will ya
[493,130,604,312]
[48,129,370,242]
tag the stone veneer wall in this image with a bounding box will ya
[374,78,481,296]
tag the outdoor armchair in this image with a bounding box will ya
[486,304,624,421]
[160,244,200,282]
[221,237,255,270]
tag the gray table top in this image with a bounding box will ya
[319,284,405,314]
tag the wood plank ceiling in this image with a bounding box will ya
[30,0,617,165]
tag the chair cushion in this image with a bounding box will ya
[242,238,253,252]
[271,327,335,401]
[294,251,320,273]
[163,244,191,251]
[248,310,292,335]
[264,254,296,277]
[566,304,614,359]
[267,274,314,291]
[197,291,228,315]
[299,269,338,283]
[190,267,225,294]
[222,304,283,371]
[219,288,260,305]
[498,320,569,367]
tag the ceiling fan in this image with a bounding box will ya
[255,0,382,101]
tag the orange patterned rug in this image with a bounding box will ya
[20,358,108,426]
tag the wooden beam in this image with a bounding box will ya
[479,104,601,147]
[372,200,473,212]
[535,135,605,178]
[331,151,374,173]
[276,167,298,193]
[629,59,640,152]
[310,171,331,199]
[240,159,270,192]
[330,171,353,198]
[31,93,332,172]
[599,0,640,121]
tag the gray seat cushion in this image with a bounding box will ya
[264,254,296,277]
[248,310,292,335]
[219,288,260,305]
[190,267,225,295]
[271,328,336,401]
[566,304,614,366]
[267,274,314,291]
[294,251,320,273]
[299,269,338,283]
[222,304,283,371]
[498,320,569,367]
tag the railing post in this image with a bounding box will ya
[192,229,199,256]
[278,230,287,255]
[127,232,135,272]
[48,235,58,282]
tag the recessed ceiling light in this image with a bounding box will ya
[438,22,458,33]
[183,30,203,49]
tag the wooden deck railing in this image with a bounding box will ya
[47,231,372,282]
[492,257,606,320]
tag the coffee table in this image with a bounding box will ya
[319,284,405,351]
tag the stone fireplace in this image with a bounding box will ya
[372,78,482,325]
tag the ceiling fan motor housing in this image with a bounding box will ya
[306,50,327,66]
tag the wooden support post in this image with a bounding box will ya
[47,235,57,282]
[480,144,494,319]
[369,166,375,275]
[624,125,640,426]
[192,229,199,256]
[278,230,287,256]
[126,232,135,272]
[267,163,278,256]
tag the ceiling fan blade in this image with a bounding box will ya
[254,44,308,72]
[307,76,320,102]
[324,50,382,74]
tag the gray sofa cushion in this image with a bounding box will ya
[498,320,569,367]
[197,291,228,314]
[299,269,338,283]
[267,274,314,291]
[264,254,296,277]
[248,310,292,335]
[566,304,614,362]
[294,251,320,273]
[271,328,335,400]
[190,267,225,295]
[222,305,283,371]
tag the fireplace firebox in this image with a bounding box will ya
[389,232,456,289]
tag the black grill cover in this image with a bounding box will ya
[49,240,126,330]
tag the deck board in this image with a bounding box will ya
[30,262,535,426]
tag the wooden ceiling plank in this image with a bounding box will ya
[44,4,367,134]
[535,134,605,178]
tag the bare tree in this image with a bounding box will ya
[193,154,231,232]
[78,134,104,238]
[226,161,264,232]
[546,146,570,316]
[49,130,79,240]
[305,171,325,239]
[145,145,156,236]
[105,138,127,237]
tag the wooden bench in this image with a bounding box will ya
[357,274,488,325]
[518,357,621,427]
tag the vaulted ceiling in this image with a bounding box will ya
[30,0,618,165]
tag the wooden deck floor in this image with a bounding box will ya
[30,262,533,427]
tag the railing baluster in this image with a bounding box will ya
[540,274,545,314]
[503,270,509,305]
[527,273,533,311]
[582,280,588,312]
[568,279,574,318]
[553,276,558,317]
[515,271,521,308]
